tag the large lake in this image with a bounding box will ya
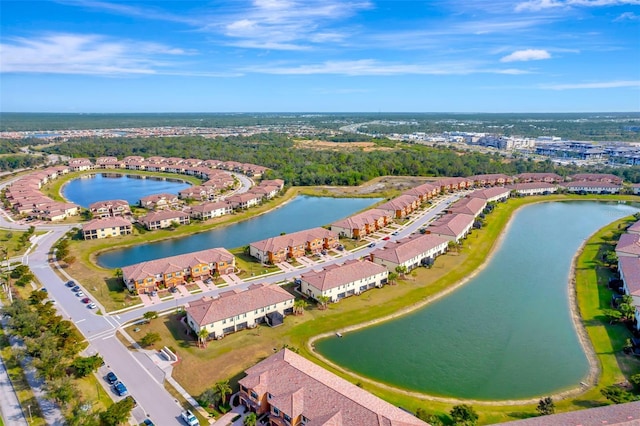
[315,201,639,400]
[63,173,192,207]
[97,196,382,269]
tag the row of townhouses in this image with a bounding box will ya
[4,166,80,221]
[615,220,640,331]
[121,247,235,294]
[81,179,286,239]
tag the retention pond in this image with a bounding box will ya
[315,201,639,400]
[97,195,381,269]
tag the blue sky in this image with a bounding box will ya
[1,0,639,113]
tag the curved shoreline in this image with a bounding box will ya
[307,200,603,406]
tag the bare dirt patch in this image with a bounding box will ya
[293,139,394,152]
[313,175,434,196]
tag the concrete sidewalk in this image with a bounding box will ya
[0,351,28,426]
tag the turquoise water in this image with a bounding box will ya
[97,195,382,269]
[63,173,191,207]
[315,201,639,400]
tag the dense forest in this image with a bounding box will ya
[36,134,640,184]
[0,155,46,171]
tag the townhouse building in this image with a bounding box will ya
[185,283,294,339]
[238,349,428,426]
[139,210,190,230]
[371,233,449,271]
[95,156,120,169]
[615,233,640,258]
[226,192,262,209]
[507,182,558,196]
[139,193,182,210]
[68,158,93,171]
[403,182,440,203]
[426,213,475,242]
[470,187,511,203]
[82,217,132,240]
[447,196,487,217]
[514,172,563,183]
[89,199,131,218]
[568,173,623,184]
[562,181,622,194]
[468,173,513,187]
[300,259,388,303]
[330,208,392,239]
[249,228,338,264]
[377,194,420,219]
[628,221,640,235]
[618,256,640,306]
[189,201,232,220]
[121,247,235,293]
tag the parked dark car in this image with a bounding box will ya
[71,286,81,292]
[65,280,75,287]
[106,371,118,384]
[114,381,128,396]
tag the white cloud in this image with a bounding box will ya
[244,59,530,76]
[540,80,640,89]
[500,49,551,62]
[207,0,372,50]
[614,11,640,20]
[0,33,195,75]
[516,0,640,12]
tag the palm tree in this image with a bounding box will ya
[243,412,257,426]
[388,272,398,285]
[213,380,232,407]
[293,299,308,315]
[198,329,209,348]
[317,295,330,310]
[395,265,407,279]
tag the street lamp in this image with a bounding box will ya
[27,404,32,423]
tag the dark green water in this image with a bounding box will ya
[315,201,639,400]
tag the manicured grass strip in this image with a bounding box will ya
[0,332,47,426]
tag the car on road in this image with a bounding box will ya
[181,410,199,426]
[143,420,155,426]
[113,381,128,396]
[81,297,91,304]
[71,285,80,292]
[368,243,376,248]
[382,236,390,241]
[75,291,85,298]
[65,281,76,287]
[40,287,47,292]
[106,371,118,384]
[87,302,97,309]
[392,231,399,236]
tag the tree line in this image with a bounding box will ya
[37,134,640,185]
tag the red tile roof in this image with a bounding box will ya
[239,349,427,426]
[186,284,293,326]
[616,233,640,257]
[301,259,387,292]
[372,233,449,265]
